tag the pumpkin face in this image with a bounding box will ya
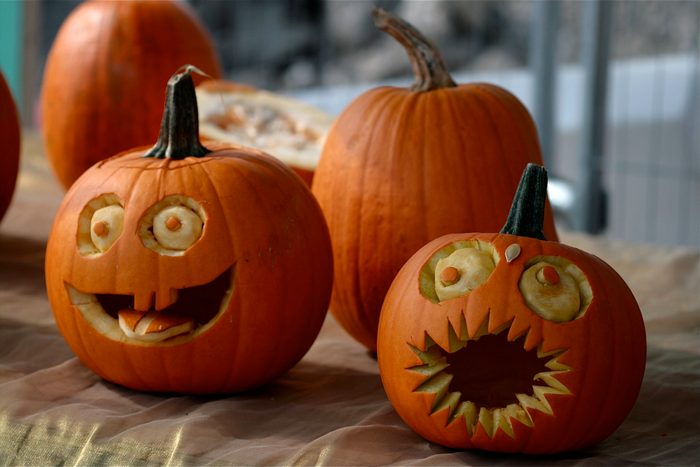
[41,0,222,189]
[377,166,646,453]
[0,71,20,222]
[312,9,557,352]
[45,69,333,394]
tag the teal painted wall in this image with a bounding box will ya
[0,0,23,108]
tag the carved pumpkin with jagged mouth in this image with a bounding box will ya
[45,68,333,394]
[378,165,646,453]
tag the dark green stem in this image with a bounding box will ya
[500,164,548,240]
[144,65,211,159]
[372,7,456,92]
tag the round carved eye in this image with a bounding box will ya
[434,247,496,302]
[153,205,203,250]
[519,258,591,322]
[90,205,125,253]
[77,193,124,256]
[139,195,206,256]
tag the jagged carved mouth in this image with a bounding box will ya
[409,316,571,438]
[66,266,235,344]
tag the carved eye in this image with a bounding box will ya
[519,257,592,322]
[153,205,203,250]
[434,248,496,302]
[77,194,124,256]
[140,195,206,256]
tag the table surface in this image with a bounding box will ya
[1,133,699,465]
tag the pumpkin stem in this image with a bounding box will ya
[373,7,457,92]
[500,164,548,240]
[144,65,211,159]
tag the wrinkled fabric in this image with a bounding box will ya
[1,133,699,465]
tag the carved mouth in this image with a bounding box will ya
[66,266,235,344]
[408,314,571,438]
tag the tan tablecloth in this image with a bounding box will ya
[1,133,699,465]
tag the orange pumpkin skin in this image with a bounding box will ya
[40,0,222,190]
[312,11,557,352]
[378,222,645,450]
[0,71,20,222]
[45,142,333,393]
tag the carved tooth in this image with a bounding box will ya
[448,322,466,352]
[452,401,478,436]
[473,315,490,339]
[415,373,453,410]
[505,402,533,428]
[407,361,450,378]
[516,392,552,415]
[478,407,495,438]
[459,314,469,341]
[409,343,444,365]
[494,408,515,438]
[545,355,572,371]
[534,371,571,394]
[532,385,561,414]
[433,391,461,418]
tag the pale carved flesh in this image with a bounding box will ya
[413,243,593,439]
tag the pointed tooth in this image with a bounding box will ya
[537,347,567,359]
[516,392,552,416]
[433,391,461,417]
[533,385,563,414]
[507,313,530,341]
[459,314,469,341]
[478,407,495,438]
[490,318,513,336]
[505,402,533,428]
[453,401,478,436]
[415,372,453,409]
[545,355,572,371]
[448,323,466,352]
[534,371,571,394]
[409,342,445,365]
[494,408,515,438]
[473,315,490,339]
[407,362,450,378]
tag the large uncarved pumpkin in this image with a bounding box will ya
[0,71,20,222]
[40,0,222,190]
[311,9,558,351]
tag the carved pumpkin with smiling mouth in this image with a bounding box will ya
[378,165,646,453]
[45,67,333,394]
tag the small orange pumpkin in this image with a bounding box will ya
[0,71,20,222]
[378,165,646,453]
[312,9,557,352]
[45,68,333,394]
[40,0,222,189]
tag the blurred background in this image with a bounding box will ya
[1,0,699,248]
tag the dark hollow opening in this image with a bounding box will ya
[445,332,549,408]
[97,266,234,325]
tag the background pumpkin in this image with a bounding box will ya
[378,165,646,453]
[197,80,334,187]
[45,68,333,394]
[40,0,222,190]
[311,9,558,352]
[0,71,20,223]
